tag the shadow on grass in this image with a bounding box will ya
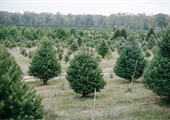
[114,79,141,85]
[156,97,170,107]
[74,94,99,100]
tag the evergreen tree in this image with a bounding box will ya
[147,34,156,49]
[66,52,107,97]
[70,41,78,53]
[70,28,76,36]
[8,27,18,40]
[26,41,33,48]
[38,29,45,38]
[142,25,170,98]
[28,39,61,84]
[28,51,33,59]
[77,36,82,47]
[113,29,121,39]
[67,49,73,56]
[24,29,33,40]
[97,39,109,58]
[146,28,155,41]
[0,44,44,119]
[142,45,148,52]
[121,28,127,39]
[145,51,151,57]
[151,47,158,55]
[16,37,21,42]
[58,52,63,61]
[64,54,70,63]
[114,40,148,82]
[22,27,27,35]
[0,28,6,40]
[141,40,148,48]
[79,31,84,37]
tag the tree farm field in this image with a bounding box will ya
[8,47,170,120]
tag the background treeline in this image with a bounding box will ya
[0,11,169,30]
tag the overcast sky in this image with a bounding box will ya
[0,0,170,16]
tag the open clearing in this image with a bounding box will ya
[8,47,170,120]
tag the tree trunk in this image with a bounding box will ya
[43,79,47,84]
[130,78,132,83]
[82,92,87,97]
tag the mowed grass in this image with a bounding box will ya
[9,47,170,120]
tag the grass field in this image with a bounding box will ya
[8,47,170,120]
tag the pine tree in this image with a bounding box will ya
[77,36,82,47]
[0,44,44,119]
[26,41,33,48]
[121,28,127,39]
[70,28,76,36]
[97,39,109,58]
[145,51,151,57]
[0,28,6,40]
[113,29,121,39]
[28,39,61,84]
[142,45,148,52]
[142,25,170,98]
[64,54,70,63]
[58,52,63,61]
[114,40,148,82]
[70,41,78,53]
[24,29,33,40]
[146,28,155,41]
[66,52,107,97]
[147,34,156,49]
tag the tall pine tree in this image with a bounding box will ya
[0,44,44,119]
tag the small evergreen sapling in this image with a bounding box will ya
[66,52,107,97]
[58,52,63,61]
[26,41,33,48]
[67,49,73,56]
[28,39,61,84]
[64,54,70,63]
[145,51,151,58]
[113,29,121,39]
[77,36,82,47]
[97,39,109,58]
[70,40,78,53]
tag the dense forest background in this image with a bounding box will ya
[0,11,169,31]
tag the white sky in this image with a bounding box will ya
[0,0,170,16]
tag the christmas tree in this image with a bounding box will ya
[142,25,170,98]
[97,39,109,58]
[0,44,44,119]
[28,39,61,84]
[66,52,107,97]
[70,40,78,53]
[114,40,147,82]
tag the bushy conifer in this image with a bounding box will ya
[66,52,106,97]
[142,26,170,98]
[28,39,61,84]
[0,44,44,119]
